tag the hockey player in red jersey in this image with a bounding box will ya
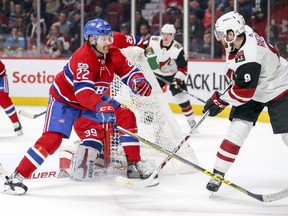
[144,24,196,129]
[3,19,153,195]
[0,60,23,135]
[203,11,288,193]
[113,31,144,48]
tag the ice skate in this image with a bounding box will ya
[206,170,225,196]
[13,121,23,136]
[127,160,157,179]
[3,171,28,195]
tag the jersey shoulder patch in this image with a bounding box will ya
[173,43,182,49]
[235,50,246,63]
[151,36,160,41]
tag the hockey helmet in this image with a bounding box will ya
[83,19,112,42]
[214,11,245,44]
[161,24,176,35]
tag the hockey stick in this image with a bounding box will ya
[115,110,210,189]
[115,127,288,202]
[19,110,46,119]
[115,83,232,189]
[154,74,206,103]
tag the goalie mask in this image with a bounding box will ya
[214,11,245,51]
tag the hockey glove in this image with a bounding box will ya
[130,77,152,96]
[171,77,183,89]
[95,94,121,135]
[203,91,229,117]
[172,71,186,89]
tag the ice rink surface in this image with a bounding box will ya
[0,106,288,216]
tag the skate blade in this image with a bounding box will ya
[3,185,27,195]
[208,191,215,198]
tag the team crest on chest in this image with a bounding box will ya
[235,50,245,63]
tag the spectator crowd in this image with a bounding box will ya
[0,0,287,60]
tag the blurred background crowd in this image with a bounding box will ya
[0,0,287,60]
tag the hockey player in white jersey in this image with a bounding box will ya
[145,24,196,128]
[203,11,288,192]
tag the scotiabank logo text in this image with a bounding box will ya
[13,71,55,84]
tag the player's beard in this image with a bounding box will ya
[102,44,110,54]
[94,44,110,56]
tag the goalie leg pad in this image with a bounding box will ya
[71,140,102,181]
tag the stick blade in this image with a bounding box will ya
[115,176,159,189]
[18,110,35,119]
[262,188,288,202]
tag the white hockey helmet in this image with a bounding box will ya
[214,11,245,44]
[161,24,176,35]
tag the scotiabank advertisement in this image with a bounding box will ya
[3,59,66,98]
[3,59,228,105]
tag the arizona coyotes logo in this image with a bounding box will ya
[235,50,245,63]
[159,58,171,70]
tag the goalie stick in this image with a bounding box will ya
[115,128,288,202]
[115,110,210,189]
[154,74,206,103]
[19,110,46,119]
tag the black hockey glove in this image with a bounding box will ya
[203,91,229,117]
[171,77,183,89]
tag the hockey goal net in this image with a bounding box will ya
[106,46,198,174]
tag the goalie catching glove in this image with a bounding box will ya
[203,91,229,116]
[130,77,152,96]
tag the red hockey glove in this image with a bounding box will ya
[203,91,229,117]
[130,77,152,96]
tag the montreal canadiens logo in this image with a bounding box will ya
[90,22,96,27]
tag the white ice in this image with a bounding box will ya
[0,106,288,216]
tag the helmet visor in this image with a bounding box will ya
[92,33,114,44]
